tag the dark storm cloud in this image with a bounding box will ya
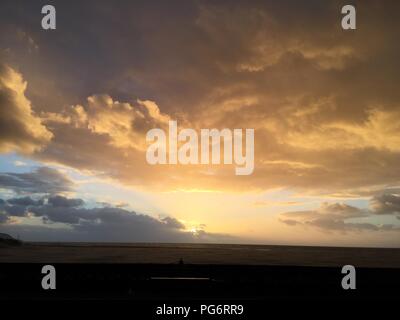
[0,167,73,194]
[48,195,84,207]
[0,195,235,243]
[7,196,43,206]
[2,204,28,217]
[25,204,184,231]
[0,222,236,243]
[0,196,43,217]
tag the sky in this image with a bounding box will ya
[0,0,399,247]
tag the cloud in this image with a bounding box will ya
[280,200,400,233]
[7,196,43,206]
[195,2,358,72]
[48,195,84,207]
[2,203,28,217]
[0,212,9,224]
[253,200,300,207]
[160,216,185,229]
[43,94,171,151]
[370,194,400,215]
[1,1,400,196]
[282,108,400,152]
[0,64,52,153]
[0,195,235,243]
[0,167,73,194]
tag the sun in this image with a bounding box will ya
[189,227,200,236]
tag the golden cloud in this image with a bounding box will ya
[0,64,52,153]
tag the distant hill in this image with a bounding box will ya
[0,233,22,246]
[0,233,13,240]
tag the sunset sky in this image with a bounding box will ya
[1,0,400,247]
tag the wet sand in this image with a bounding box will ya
[1,243,400,267]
